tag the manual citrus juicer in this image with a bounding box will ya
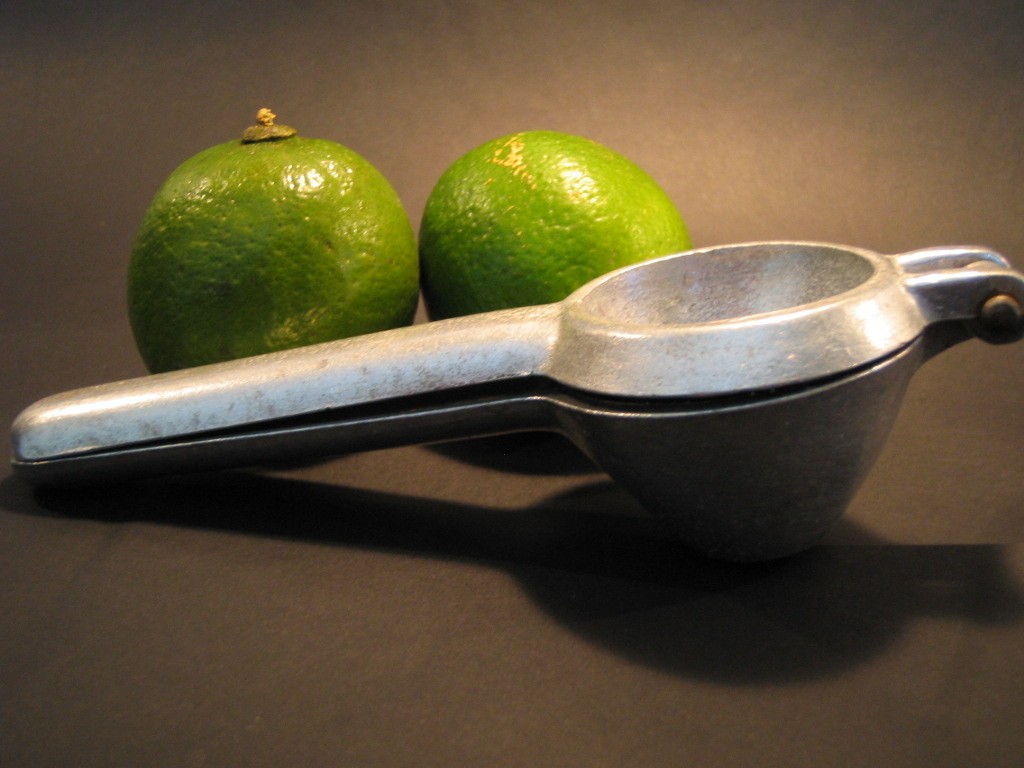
[10,242,1024,560]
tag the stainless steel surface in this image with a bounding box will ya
[8,240,1024,559]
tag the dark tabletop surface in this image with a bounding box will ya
[2,1,1023,766]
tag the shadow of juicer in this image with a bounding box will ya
[10,242,1024,560]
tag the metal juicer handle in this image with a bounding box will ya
[11,304,562,481]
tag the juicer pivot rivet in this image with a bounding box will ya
[981,293,1022,327]
[977,293,1023,342]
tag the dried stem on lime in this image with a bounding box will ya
[241,107,297,143]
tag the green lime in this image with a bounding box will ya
[419,130,691,319]
[128,108,418,373]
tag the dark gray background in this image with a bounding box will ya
[2,1,1023,766]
